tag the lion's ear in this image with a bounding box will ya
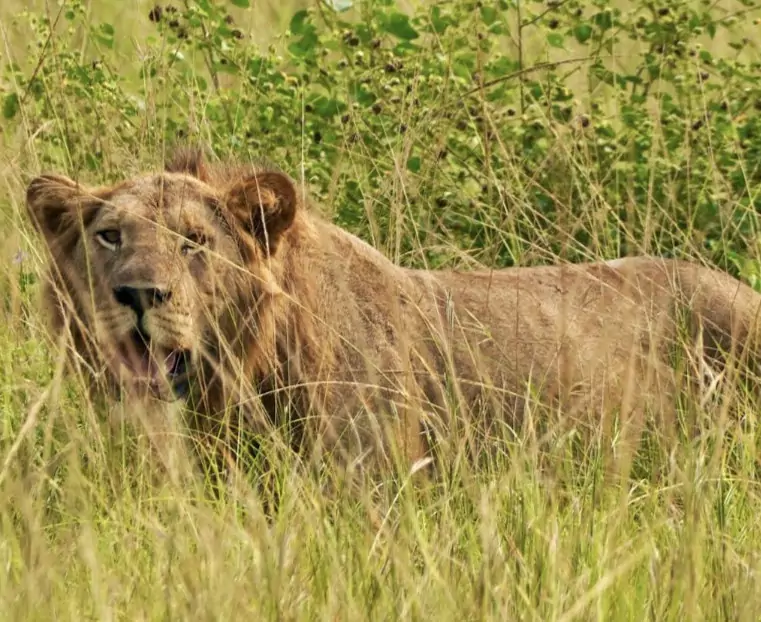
[26,174,97,246]
[223,170,298,255]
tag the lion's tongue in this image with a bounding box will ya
[125,350,159,382]
[121,344,180,384]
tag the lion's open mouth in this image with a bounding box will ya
[113,329,192,399]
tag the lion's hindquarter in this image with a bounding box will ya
[403,256,761,445]
[408,259,678,439]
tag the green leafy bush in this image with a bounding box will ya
[4,0,761,280]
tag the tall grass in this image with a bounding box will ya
[2,0,761,620]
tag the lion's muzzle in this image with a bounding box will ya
[110,283,194,401]
[113,285,173,317]
[111,328,192,401]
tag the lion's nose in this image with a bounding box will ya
[113,286,172,317]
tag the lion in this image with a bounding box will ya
[24,146,761,481]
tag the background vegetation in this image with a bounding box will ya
[2,0,761,619]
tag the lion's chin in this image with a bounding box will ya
[107,328,193,401]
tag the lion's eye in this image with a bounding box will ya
[96,229,122,250]
[181,232,207,256]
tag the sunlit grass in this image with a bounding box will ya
[2,1,761,620]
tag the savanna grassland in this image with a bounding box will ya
[2,0,761,619]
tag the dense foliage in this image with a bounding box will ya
[3,0,761,279]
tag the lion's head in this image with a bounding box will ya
[26,148,299,402]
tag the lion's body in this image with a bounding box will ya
[26,148,761,476]
[218,213,761,467]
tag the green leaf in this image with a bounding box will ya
[480,6,498,26]
[382,12,419,40]
[452,60,472,80]
[2,93,19,120]
[94,23,115,48]
[350,82,377,106]
[289,9,309,35]
[288,30,318,57]
[486,56,519,77]
[593,11,612,31]
[574,24,592,43]
[310,96,347,118]
[230,0,250,7]
[288,8,319,57]
[407,156,421,173]
[546,33,565,48]
[430,6,450,34]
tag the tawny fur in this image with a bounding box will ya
[25,147,761,477]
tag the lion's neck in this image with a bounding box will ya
[203,211,420,425]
